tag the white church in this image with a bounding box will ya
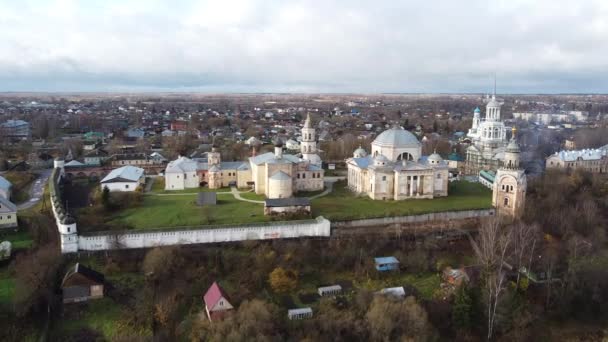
[164,114,324,199]
[465,92,510,174]
[346,126,449,200]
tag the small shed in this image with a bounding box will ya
[288,307,313,320]
[374,256,400,272]
[197,192,217,206]
[0,241,11,260]
[318,284,342,297]
[264,198,311,216]
[61,263,105,304]
[378,286,406,299]
[203,281,233,322]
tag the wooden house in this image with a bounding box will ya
[203,282,234,322]
[61,263,105,304]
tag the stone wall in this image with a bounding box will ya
[331,209,495,228]
[77,216,331,251]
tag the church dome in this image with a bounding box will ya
[428,152,443,164]
[506,138,520,153]
[474,107,481,113]
[353,146,367,158]
[373,154,390,166]
[373,127,420,148]
[487,96,500,107]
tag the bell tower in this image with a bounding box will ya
[492,128,526,218]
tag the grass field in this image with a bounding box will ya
[51,297,148,340]
[238,191,266,201]
[150,177,232,194]
[0,229,34,250]
[312,180,492,220]
[0,269,15,306]
[109,193,269,229]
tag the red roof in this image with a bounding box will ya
[203,281,229,309]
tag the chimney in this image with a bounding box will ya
[275,145,283,159]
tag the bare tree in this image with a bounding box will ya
[472,219,512,340]
[511,222,539,287]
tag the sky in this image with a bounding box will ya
[1,0,608,93]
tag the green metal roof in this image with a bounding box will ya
[479,170,495,182]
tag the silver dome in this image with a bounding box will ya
[373,127,420,148]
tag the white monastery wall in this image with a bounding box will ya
[78,216,331,251]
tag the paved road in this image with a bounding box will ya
[231,187,264,203]
[17,169,52,211]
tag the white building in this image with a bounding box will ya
[164,157,200,190]
[100,166,145,192]
[545,146,608,173]
[346,127,449,200]
[0,119,31,139]
[492,131,527,218]
[0,176,12,200]
[466,92,509,174]
[513,110,589,125]
[164,114,324,198]
[288,307,313,320]
[0,196,17,229]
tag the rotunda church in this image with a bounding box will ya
[346,126,449,200]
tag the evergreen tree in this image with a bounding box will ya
[101,186,111,210]
[452,284,473,330]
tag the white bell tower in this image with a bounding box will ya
[301,113,322,165]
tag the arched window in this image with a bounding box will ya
[397,152,413,161]
[503,197,509,207]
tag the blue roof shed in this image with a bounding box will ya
[374,256,400,272]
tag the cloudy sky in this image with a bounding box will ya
[1,0,608,93]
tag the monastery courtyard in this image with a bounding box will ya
[102,177,491,230]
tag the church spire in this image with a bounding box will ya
[493,73,497,99]
[304,113,312,128]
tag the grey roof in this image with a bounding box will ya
[306,164,323,171]
[269,171,291,181]
[351,156,372,169]
[0,176,11,192]
[373,127,420,148]
[0,120,29,128]
[220,161,247,170]
[552,148,607,162]
[101,166,144,183]
[0,196,17,213]
[249,152,301,166]
[62,263,105,287]
[166,156,198,173]
[288,307,313,315]
[65,160,84,167]
[265,197,311,207]
[197,192,217,206]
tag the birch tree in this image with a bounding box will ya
[472,219,512,340]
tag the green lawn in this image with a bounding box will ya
[239,191,266,201]
[150,179,231,194]
[0,229,34,250]
[295,188,326,198]
[312,181,492,221]
[52,297,149,340]
[109,193,269,229]
[0,270,15,305]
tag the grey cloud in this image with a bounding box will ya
[1,0,608,93]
